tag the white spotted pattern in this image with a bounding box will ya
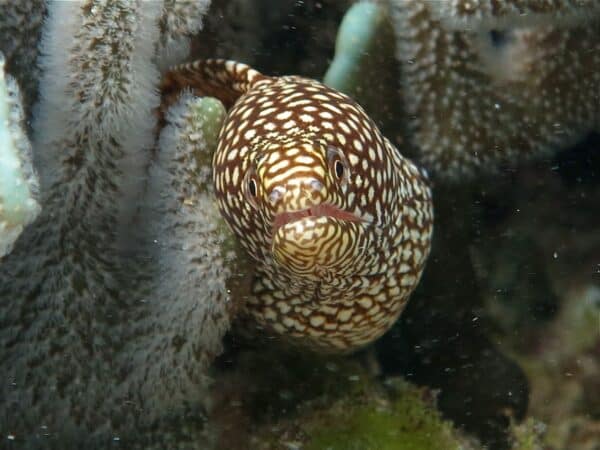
[166,59,434,353]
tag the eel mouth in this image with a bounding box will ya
[272,203,362,235]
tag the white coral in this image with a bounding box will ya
[0,0,230,446]
[34,0,162,231]
[0,53,40,258]
[124,93,230,418]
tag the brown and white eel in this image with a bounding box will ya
[162,59,433,353]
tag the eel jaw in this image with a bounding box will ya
[272,203,362,236]
[270,205,366,281]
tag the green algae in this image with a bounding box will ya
[188,95,227,189]
[509,419,546,450]
[237,363,475,450]
[193,96,227,160]
[303,380,466,450]
[184,95,252,297]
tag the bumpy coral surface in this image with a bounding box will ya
[429,0,600,28]
[0,0,46,111]
[388,0,600,180]
[209,348,481,450]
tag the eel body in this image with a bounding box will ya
[163,59,433,352]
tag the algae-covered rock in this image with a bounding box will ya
[509,419,547,450]
[301,379,473,450]
[217,350,479,450]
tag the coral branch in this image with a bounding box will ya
[324,1,401,131]
[0,54,40,258]
[324,1,389,91]
[122,94,231,419]
[156,0,212,71]
[0,0,225,445]
[34,0,161,228]
[0,0,46,112]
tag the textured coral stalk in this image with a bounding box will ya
[0,0,229,444]
[0,0,173,444]
[0,53,40,258]
[0,0,46,112]
[34,0,161,228]
[122,93,231,419]
[156,0,212,71]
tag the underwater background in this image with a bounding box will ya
[0,1,599,449]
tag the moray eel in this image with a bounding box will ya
[163,59,433,353]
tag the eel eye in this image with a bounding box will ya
[327,145,350,186]
[243,168,260,209]
[334,160,345,179]
[248,178,257,197]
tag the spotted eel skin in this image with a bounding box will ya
[163,59,433,353]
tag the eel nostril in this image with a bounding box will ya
[308,178,324,192]
[268,186,285,205]
[269,178,324,205]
